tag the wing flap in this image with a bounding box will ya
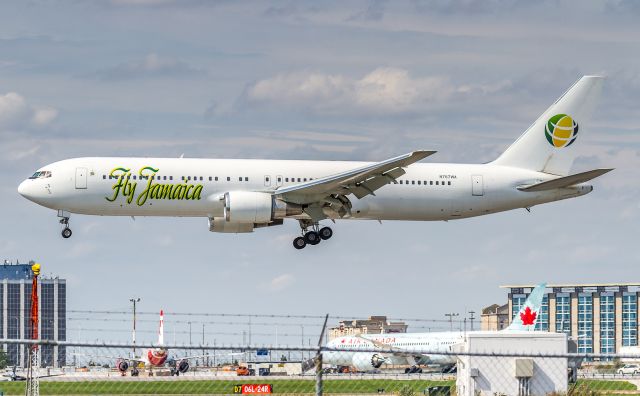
[518,168,613,192]
[276,150,435,204]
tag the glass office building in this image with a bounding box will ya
[502,284,640,355]
[0,261,66,367]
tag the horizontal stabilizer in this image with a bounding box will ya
[518,168,613,192]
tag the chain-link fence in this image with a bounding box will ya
[2,339,640,395]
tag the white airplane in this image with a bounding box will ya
[18,76,611,249]
[321,283,547,373]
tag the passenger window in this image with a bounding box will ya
[227,177,230,181]
[200,176,203,181]
[103,175,106,179]
[209,177,212,181]
[245,177,249,181]
[448,181,451,185]
[303,178,307,182]
[239,177,242,182]
[215,176,218,181]
[285,178,289,182]
[170,176,173,181]
[435,181,439,185]
[412,180,415,185]
[297,178,301,182]
[277,177,281,183]
[418,181,421,185]
[430,181,433,185]
[188,176,191,181]
[133,175,137,180]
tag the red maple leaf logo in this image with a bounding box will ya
[520,306,537,326]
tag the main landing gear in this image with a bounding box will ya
[293,221,333,250]
[58,210,72,239]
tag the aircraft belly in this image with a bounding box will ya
[352,189,454,221]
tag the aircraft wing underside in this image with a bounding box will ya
[273,150,435,219]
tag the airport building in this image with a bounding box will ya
[328,316,408,341]
[0,260,66,368]
[482,283,639,354]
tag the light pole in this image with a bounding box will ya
[188,321,192,345]
[445,313,459,331]
[468,311,476,331]
[129,298,140,356]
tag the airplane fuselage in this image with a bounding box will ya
[324,332,465,368]
[18,157,593,221]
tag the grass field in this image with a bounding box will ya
[571,379,638,395]
[1,378,634,395]
[0,379,455,395]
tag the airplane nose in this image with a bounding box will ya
[18,180,37,201]
[18,180,28,197]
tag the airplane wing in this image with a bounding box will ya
[173,352,243,361]
[72,352,146,364]
[274,150,436,218]
[517,168,613,192]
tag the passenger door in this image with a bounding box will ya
[75,167,88,189]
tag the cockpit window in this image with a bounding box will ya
[28,171,52,179]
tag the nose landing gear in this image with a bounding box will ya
[58,210,72,239]
[293,221,333,249]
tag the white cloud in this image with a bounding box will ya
[96,53,205,81]
[244,68,493,115]
[265,273,295,292]
[0,92,29,125]
[32,107,59,126]
[0,92,58,129]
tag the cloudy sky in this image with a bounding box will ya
[1,0,639,346]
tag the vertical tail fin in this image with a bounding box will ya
[504,283,547,332]
[493,76,604,176]
[158,310,164,345]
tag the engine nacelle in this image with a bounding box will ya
[351,353,386,371]
[223,191,302,223]
[177,359,190,373]
[116,359,129,373]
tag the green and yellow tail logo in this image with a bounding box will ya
[545,114,579,148]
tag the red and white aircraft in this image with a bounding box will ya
[113,310,208,376]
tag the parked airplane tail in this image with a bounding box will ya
[158,310,164,345]
[504,283,547,332]
[493,76,604,176]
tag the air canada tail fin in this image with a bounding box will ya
[158,310,164,346]
[504,283,547,332]
[493,76,604,176]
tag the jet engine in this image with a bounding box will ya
[177,359,190,374]
[116,359,129,373]
[222,191,302,223]
[351,353,386,371]
[167,358,190,375]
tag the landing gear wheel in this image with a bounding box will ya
[61,228,72,239]
[293,237,307,250]
[305,231,320,245]
[319,227,333,240]
[131,368,139,377]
